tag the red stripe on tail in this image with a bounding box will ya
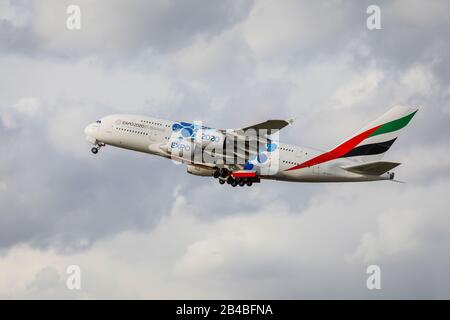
[286,125,381,171]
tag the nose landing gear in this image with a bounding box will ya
[90,142,105,155]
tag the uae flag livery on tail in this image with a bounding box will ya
[340,106,418,159]
[287,106,418,171]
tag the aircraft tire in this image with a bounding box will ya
[91,147,99,154]
[220,168,229,178]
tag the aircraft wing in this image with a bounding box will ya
[240,119,292,132]
[342,161,401,176]
[221,119,292,144]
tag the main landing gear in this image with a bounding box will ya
[227,177,253,187]
[213,167,229,179]
[213,168,255,187]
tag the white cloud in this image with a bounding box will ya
[331,66,384,109]
[394,144,450,183]
[1,177,450,299]
[0,97,41,129]
[172,27,252,78]
[12,97,41,116]
[354,208,425,263]
[241,0,356,61]
[399,65,435,98]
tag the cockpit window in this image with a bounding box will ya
[96,120,102,124]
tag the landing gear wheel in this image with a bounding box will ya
[246,181,253,187]
[231,180,238,187]
[227,177,234,184]
[219,179,225,185]
[213,168,221,179]
[220,168,229,178]
[238,180,246,187]
[91,147,99,154]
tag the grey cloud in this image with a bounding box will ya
[0,0,253,59]
[0,20,36,55]
[0,103,177,251]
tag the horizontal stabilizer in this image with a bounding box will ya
[342,161,401,176]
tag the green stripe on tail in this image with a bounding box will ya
[369,110,418,137]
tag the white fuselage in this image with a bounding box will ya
[84,114,391,183]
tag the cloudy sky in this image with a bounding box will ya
[0,0,449,299]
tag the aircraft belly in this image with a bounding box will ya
[271,165,387,182]
[103,134,151,154]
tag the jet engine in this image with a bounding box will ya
[186,165,215,176]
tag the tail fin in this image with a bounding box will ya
[285,106,418,172]
[332,106,418,162]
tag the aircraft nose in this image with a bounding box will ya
[84,124,94,136]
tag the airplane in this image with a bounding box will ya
[84,106,418,187]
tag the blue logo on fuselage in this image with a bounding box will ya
[244,142,278,170]
[171,121,217,141]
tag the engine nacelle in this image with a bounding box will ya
[186,165,215,177]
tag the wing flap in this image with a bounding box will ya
[342,161,401,176]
